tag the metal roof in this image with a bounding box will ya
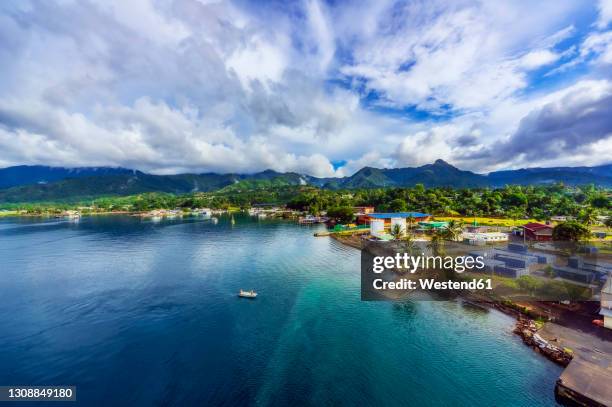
[368,212,430,219]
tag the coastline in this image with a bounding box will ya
[329,231,612,406]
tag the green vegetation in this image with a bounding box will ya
[552,221,591,241]
[390,224,404,240]
[1,183,610,227]
[326,206,355,223]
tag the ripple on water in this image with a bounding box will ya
[0,216,562,406]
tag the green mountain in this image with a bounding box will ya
[0,160,610,203]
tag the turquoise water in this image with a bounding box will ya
[0,215,562,406]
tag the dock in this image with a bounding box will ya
[555,354,612,406]
[539,322,612,406]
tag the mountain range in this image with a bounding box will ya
[0,160,611,202]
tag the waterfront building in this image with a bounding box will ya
[370,219,386,239]
[365,212,430,239]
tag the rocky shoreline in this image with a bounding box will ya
[513,318,573,366]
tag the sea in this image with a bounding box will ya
[0,214,562,406]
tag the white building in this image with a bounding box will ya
[370,219,386,239]
[462,232,509,244]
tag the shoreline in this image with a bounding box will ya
[329,231,612,406]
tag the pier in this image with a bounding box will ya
[538,322,612,406]
[555,355,612,406]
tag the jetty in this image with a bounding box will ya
[537,322,612,406]
[556,355,612,406]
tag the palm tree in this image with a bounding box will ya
[406,215,415,235]
[443,219,464,241]
[427,230,446,256]
[577,207,598,226]
[390,223,404,240]
[403,233,416,254]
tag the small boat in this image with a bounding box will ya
[238,289,257,298]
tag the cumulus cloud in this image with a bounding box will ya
[470,80,612,169]
[0,0,610,176]
[596,0,612,29]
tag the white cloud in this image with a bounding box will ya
[596,0,612,29]
[0,0,610,178]
[519,49,560,69]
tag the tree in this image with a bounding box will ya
[577,207,598,226]
[507,208,525,225]
[389,198,407,212]
[517,275,541,296]
[403,233,416,254]
[390,223,404,240]
[590,194,611,209]
[605,217,612,228]
[552,221,591,242]
[443,219,464,241]
[406,215,415,235]
[326,206,355,223]
[427,230,446,256]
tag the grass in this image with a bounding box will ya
[434,216,538,227]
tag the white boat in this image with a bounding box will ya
[238,289,257,298]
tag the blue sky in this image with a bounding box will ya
[0,0,611,176]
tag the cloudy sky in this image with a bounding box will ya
[0,0,611,176]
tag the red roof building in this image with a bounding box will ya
[522,222,553,241]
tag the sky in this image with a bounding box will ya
[0,0,611,177]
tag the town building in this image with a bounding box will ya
[462,231,509,244]
[366,212,430,239]
[522,222,554,241]
[353,206,375,215]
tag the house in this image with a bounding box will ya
[601,277,612,329]
[353,206,375,215]
[522,222,553,241]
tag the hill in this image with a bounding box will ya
[0,161,610,202]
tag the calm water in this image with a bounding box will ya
[0,215,562,406]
